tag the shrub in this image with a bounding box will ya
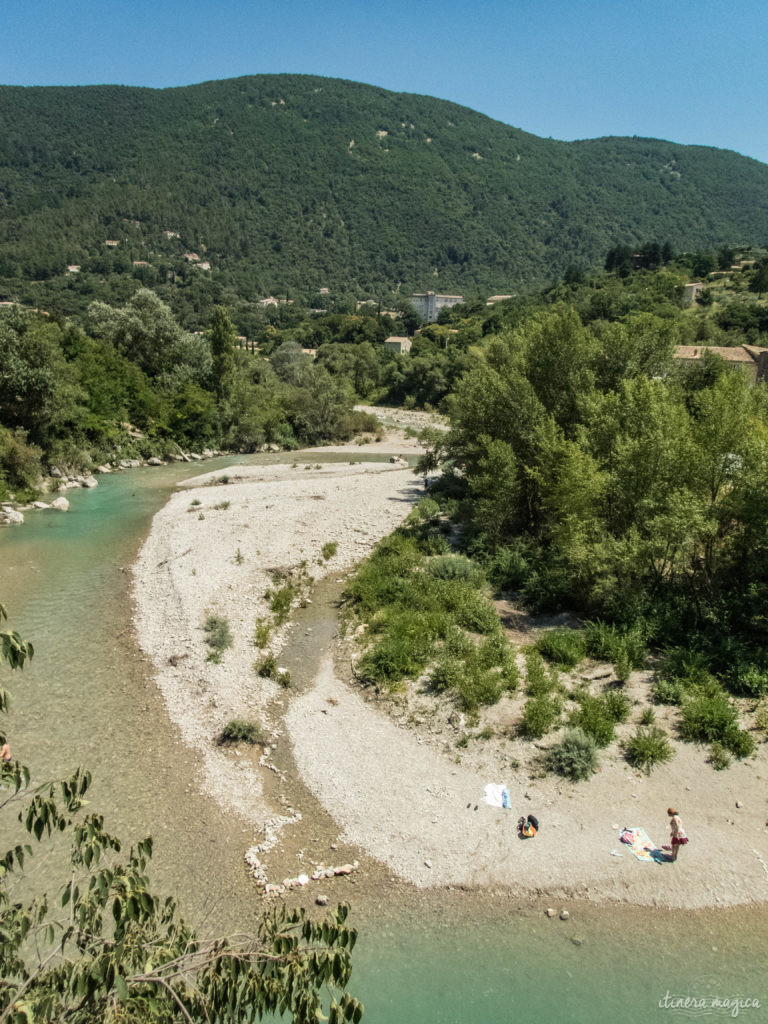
[754,700,768,736]
[569,694,615,747]
[253,619,270,648]
[624,726,674,774]
[266,583,295,624]
[727,664,768,699]
[429,656,465,694]
[427,554,483,584]
[218,719,264,745]
[442,582,499,634]
[213,500,231,511]
[614,648,631,684]
[357,611,440,685]
[545,728,597,781]
[525,652,558,696]
[256,653,278,679]
[321,541,338,561]
[520,694,562,739]
[709,741,732,771]
[603,690,631,723]
[652,677,688,706]
[584,620,647,671]
[457,669,502,712]
[534,628,586,669]
[723,727,755,759]
[658,646,711,687]
[482,542,531,591]
[679,684,738,744]
[639,706,656,725]
[203,615,233,663]
[478,634,518,691]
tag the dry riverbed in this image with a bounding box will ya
[133,430,768,911]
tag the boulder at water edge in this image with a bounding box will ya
[147,456,164,466]
[81,476,98,488]
[0,507,24,525]
[50,496,70,511]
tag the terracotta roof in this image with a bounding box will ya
[674,345,762,364]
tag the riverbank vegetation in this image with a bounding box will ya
[0,292,377,500]
[0,606,363,1022]
[341,255,768,776]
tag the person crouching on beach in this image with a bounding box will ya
[668,808,688,861]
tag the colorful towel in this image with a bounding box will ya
[619,826,664,863]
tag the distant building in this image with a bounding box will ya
[383,336,412,354]
[104,240,119,247]
[184,252,200,263]
[66,265,81,274]
[486,294,515,306]
[681,283,704,308]
[411,291,463,322]
[674,344,768,383]
[132,260,149,266]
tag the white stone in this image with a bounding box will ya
[50,496,70,511]
[1,508,24,525]
[81,476,98,488]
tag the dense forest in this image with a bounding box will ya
[2,74,768,325]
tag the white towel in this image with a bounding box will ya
[484,783,506,808]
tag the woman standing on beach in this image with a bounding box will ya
[668,808,688,861]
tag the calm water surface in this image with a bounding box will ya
[1,457,766,1023]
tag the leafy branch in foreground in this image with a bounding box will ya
[1,605,363,1023]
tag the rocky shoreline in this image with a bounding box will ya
[1,447,232,525]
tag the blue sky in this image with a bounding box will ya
[3,0,767,164]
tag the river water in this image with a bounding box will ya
[1,457,766,1023]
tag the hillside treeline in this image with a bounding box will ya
[3,75,768,317]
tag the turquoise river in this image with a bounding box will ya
[1,455,766,1023]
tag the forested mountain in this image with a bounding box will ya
[2,74,768,318]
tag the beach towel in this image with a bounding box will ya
[484,783,509,808]
[619,826,664,863]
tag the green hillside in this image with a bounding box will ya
[2,74,768,316]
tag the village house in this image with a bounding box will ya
[383,336,412,354]
[411,291,463,322]
[681,283,704,308]
[673,344,768,383]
